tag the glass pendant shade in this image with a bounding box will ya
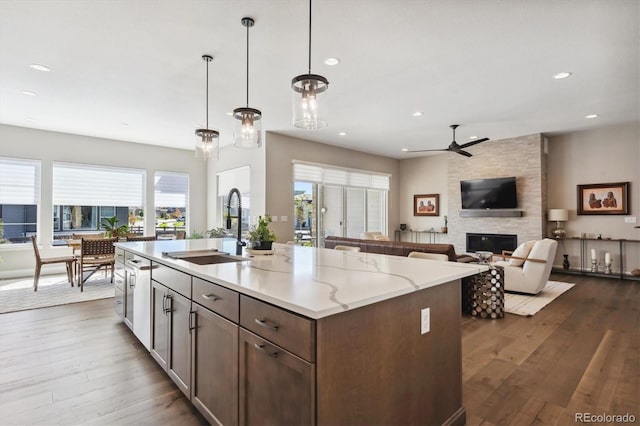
[292,73,328,129]
[195,128,219,160]
[233,107,262,148]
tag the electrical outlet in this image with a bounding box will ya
[624,216,637,224]
[421,308,430,334]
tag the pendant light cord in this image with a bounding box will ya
[246,23,250,107]
[205,59,209,129]
[308,0,312,74]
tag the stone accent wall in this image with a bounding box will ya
[447,134,546,254]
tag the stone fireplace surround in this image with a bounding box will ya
[447,134,547,255]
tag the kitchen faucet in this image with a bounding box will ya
[226,187,246,255]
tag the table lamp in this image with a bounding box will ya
[548,209,569,238]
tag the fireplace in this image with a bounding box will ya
[466,233,518,254]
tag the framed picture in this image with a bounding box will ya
[414,194,439,216]
[577,182,629,215]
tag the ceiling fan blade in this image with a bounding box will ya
[404,148,448,153]
[458,138,489,149]
[455,149,473,157]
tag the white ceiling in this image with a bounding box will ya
[1,0,638,159]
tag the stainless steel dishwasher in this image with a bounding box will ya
[125,257,152,351]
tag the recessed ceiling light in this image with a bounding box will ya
[121,123,129,126]
[553,72,572,79]
[21,90,37,96]
[324,57,340,66]
[401,148,409,152]
[585,114,599,119]
[469,136,478,140]
[225,112,233,116]
[29,64,51,72]
[412,112,423,117]
[338,132,347,136]
[26,117,36,122]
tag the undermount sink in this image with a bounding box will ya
[179,254,247,265]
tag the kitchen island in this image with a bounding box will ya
[115,238,486,426]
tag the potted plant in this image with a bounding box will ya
[100,216,129,239]
[248,215,277,250]
[441,215,448,234]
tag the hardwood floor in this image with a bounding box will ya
[0,273,637,425]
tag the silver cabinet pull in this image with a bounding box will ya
[202,293,220,301]
[163,294,172,315]
[253,343,278,358]
[254,318,279,332]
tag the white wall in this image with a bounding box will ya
[0,124,207,278]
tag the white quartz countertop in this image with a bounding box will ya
[115,239,487,319]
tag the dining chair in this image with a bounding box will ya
[408,251,449,261]
[334,245,361,252]
[78,237,117,291]
[31,236,76,292]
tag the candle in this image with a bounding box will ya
[605,252,611,265]
[591,249,597,260]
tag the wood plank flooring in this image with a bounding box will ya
[0,273,638,425]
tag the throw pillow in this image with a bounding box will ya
[508,240,536,266]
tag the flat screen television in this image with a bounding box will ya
[460,177,518,209]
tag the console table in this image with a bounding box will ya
[553,237,640,281]
[409,229,446,244]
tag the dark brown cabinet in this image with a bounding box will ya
[150,280,192,398]
[239,329,315,426]
[191,303,239,426]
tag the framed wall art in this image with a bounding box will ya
[414,194,439,216]
[577,182,629,215]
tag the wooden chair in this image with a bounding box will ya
[31,236,76,292]
[334,245,361,252]
[78,237,117,291]
[408,251,449,261]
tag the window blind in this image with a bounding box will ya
[293,161,390,190]
[155,172,189,208]
[53,162,145,206]
[0,157,41,204]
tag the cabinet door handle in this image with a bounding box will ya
[164,294,172,315]
[162,294,166,312]
[253,343,278,358]
[201,293,221,302]
[188,309,195,333]
[254,318,279,332]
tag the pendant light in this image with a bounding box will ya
[291,0,329,130]
[233,17,262,148]
[195,54,219,160]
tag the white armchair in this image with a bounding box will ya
[493,238,558,295]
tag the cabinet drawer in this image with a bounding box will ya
[115,248,133,264]
[240,295,315,362]
[193,277,239,323]
[151,263,191,298]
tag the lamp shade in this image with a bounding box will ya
[548,209,568,221]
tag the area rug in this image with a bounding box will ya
[505,281,575,316]
[0,274,114,314]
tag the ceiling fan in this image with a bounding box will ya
[406,124,489,157]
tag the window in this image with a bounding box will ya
[155,171,189,236]
[293,161,389,246]
[0,157,40,243]
[52,163,145,236]
[217,167,251,235]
